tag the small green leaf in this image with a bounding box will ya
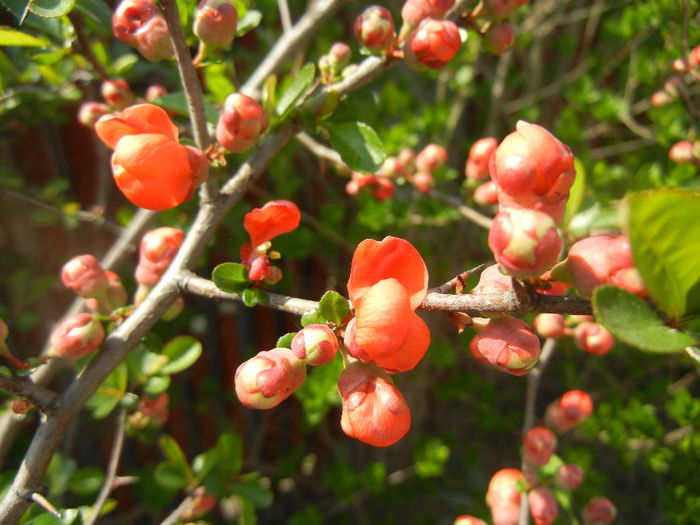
[159,336,202,375]
[593,285,695,353]
[216,432,243,481]
[562,157,585,231]
[29,0,76,17]
[276,332,297,349]
[233,479,274,508]
[69,467,104,496]
[275,63,316,118]
[143,375,170,396]
[325,121,386,174]
[85,362,127,419]
[73,0,112,28]
[242,288,268,307]
[300,307,326,327]
[623,189,700,320]
[318,290,350,326]
[236,9,262,36]
[0,27,47,47]
[212,262,249,293]
[193,449,219,484]
[415,438,450,478]
[158,435,192,482]
[154,462,188,491]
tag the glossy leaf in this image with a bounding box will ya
[212,262,249,293]
[276,332,297,349]
[154,462,188,491]
[158,435,193,487]
[159,335,202,375]
[233,478,274,508]
[236,9,262,36]
[562,157,585,231]
[29,0,76,17]
[325,121,386,174]
[143,374,170,396]
[276,63,315,118]
[318,290,350,326]
[85,362,127,419]
[593,285,695,353]
[242,288,268,307]
[0,27,47,47]
[69,467,104,496]
[300,307,326,327]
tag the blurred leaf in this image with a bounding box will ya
[242,288,268,307]
[159,435,193,485]
[318,290,349,326]
[562,157,585,231]
[159,335,202,375]
[233,479,273,508]
[193,449,219,484]
[415,437,450,478]
[325,121,386,174]
[236,9,262,36]
[216,432,243,481]
[212,262,249,293]
[623,189,700,320]
[0,27,47,47]
[154,462,188,491]
[73,0,111,27]
[275,63,315,118]
[593,285,695,353]
[143,374,170,396]
[69,467,104,496]
[361,461,386,494]
[29,0,76,17]
[276,332,296,349]
[85,362,127,419]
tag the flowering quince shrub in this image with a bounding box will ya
[2,0,700,523]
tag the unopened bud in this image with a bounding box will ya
[373,177,395,201]
[291,324,339,366]
[416,143,448,172]
[354,5,395,52]
[528,487,558,525]
[10,399,31,415]
[533,313,566,339]
[135,227,184,286]
[555,464,583,489]
[234,348,306,409]
[48,313,104,360]
[146,84,168,101]
[101,79,133,109]
[454,516,487,525]
[193,0,238,48]
[181,487,217,520]
[483,23,514,55]
[466,137,498,181]
[216,93,269,153]
[486,468,523,525]
[523,426,557,466]
[474,317,540,375]
[78,102,110,127]
[112,0,174,61]
[404,18,461,70]
[412,171,435,192]
[398,148,416,173]
[582,497,616,525]
[650,90,673,107]
[473,180,499,206]
[379,156,406,179]
[61,255,110,299]
[669,140,694,163]
[573,322,614,355]
[545,390,593,433]
[328,42,352,76]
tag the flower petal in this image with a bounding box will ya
[243,200,301,248]
[95,103,178,149]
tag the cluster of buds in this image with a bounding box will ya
[403,17,462,70]
[193,0,238,49]
[216,93,269,153]
[472,0,530,55]
[62,255,127,315]
[95,104,209,210]
[319,42,353,84]
[78,79,134,129]
[240,200,300,283]
[112,0,173,61]
[545,389,593,433]
[345,170,395,201]
[651,46,700,107]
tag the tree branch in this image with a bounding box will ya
[0,375,56,413]
[420,290,592,316]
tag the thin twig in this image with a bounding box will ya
[68,13,110,81]
[0,375,56,413]
[277,0,292,33]
[159,494,194,525]
[430,190,494,229]
[429,264,487,294]
[85,408,127,525]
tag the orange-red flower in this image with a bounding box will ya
[345,236,430,373]
[243,200,301,249]
[95,104,208,211]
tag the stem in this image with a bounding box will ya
[0,375,56,413]
[159,494,194,525]
[430,190,494,230]
[68,13,110,81]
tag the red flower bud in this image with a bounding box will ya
[61,255,109,299]
[474,317,540,375]
[523,426,557,466]
[583,497,617,525]
[291,324,338,366]
[77,102,110,127]
[471,264,512,295]
[401,0,455,27]
[398,147,416,173]
[328,42,352,75]
[416,143,448,172]
[244,199,301,249]
[354,5,395,52]
[234,348,306,409]
[216,93,269,153]
[145,84,167,101]
[690,45,700,68]
[412,171,435,192]
[48,313,104,360]
[545,390,593,433]
[404,18,461,70]
[528,487,558,525]
[101,79,133,109]
[487,468,523,525]
[669,140,694,163]
[11,399,30,415]
[245,252,271,281]
[574,321,614,355]
[135,227,184,286]
[466,137,498,181]
[84,271,127,314]
[488,208,562,279]
[112,0,173,61]
[533,313,566,339]
[193,0,238,48]
[338,362,411,447]
[490,121,576,223]
[454,516,488,525]
[555,464,584,489]
[139,391,169,426]
[650,90,673,107]
[483,23,514,55]
[473,180,499,206]
[373,177,395,201]
[379,156,406,179]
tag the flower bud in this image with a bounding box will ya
[401,0,455,28]
[354,5,395,52]
[404,18,461,70]
[379,156,406,179]
[216,93,269,153]
[489,121,576,223]
[234,348,306,409]
[690,45,700,68]
[608,266,647,298]
[574,321,614,355]
[291,324,339,366]
[669,140,694,163]
[112,0,173,61]
[101,79,133,109]
[582,497,617,525]
[473,180,499,206]
[454,516,488,525]
[533,313,566,339]
[545,390,593,433]
[412,171,435,192]
[523,426,557,466]
[474,317,540,375]
[135,227,184,286]
[11,399,30,415]
[398,147,416,173]
[193,0,238,48]
[528,487,558,525]
[486,468,523,525]
[672,57,689,73]
[145,84,167,101]
[328,42,352,76]
[337,362,411,447]
[416,143,448,172]
[650,90,673,107]
[48,313,104,360]
[129,391,169,428]
[488,208,562,279]
[61,255,110,299]
[84,271,127,314]
[245,252,271,281]
[483,23,514,55]
[471,264,512,295]
[664,76,683,97]
[373,177,395,201]
[181,487,217,521]
[481,0,530,20]
[466,137,498,181]
[78,102,110,127]
[555,464,583,489]
[264,265,283,285]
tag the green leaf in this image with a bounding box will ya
[159,435,193,486]
[293,353,342,425]
[142,374,170,396]
[154,462,188,491]
[233,479,274,508]
[275,63,315,118]
[29,0,76,17]
[593,285,695,353]
[85,362,127,419]
[69,467,104,496]
[159,335,202,375]
[150,92,220,124]
[276,332,297,349]
[325,121,386,174]
[212,262,249,294]
[318,290,349,326]
[216,432,243,481]
[562,157,585,231]
[0,27,47,47]
[300,307,326,327]
[415,438,450,478]
[193,449,219,484]
[73,0,112,28]
[623,189,700,320]
[242,288,268,307]
[236,9,262,36]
